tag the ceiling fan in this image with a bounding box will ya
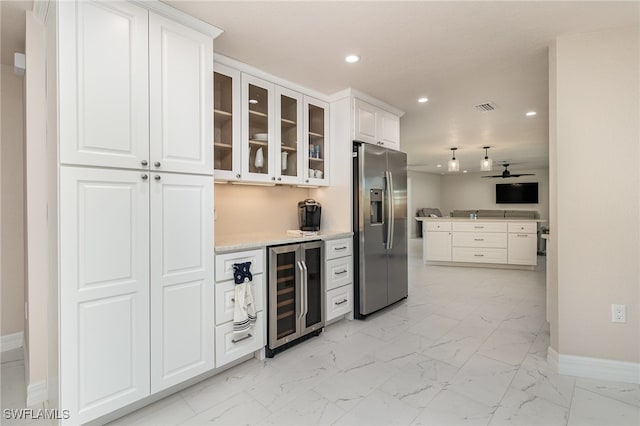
[482,163,535,178]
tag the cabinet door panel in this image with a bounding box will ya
[242,74,275,182]
[276,86,303,184]
[304,96,330,186]
[214,63,242,181]
[508,233,537,265]
[353,99,377,144]
[378,111,400,150]
[149,13,213,175]
[150,173,214,392]
[60,167,150,423]
[425,231,452,261]
[59,1,149,169]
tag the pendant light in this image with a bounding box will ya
[480,146,493,171]
[448,148,459,172]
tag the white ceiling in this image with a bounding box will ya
[167,0,639,175]
[2,1,638,175]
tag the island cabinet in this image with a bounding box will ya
[55,1,220,423]
[423,221,452,262]
[507,222,538,265]
[353,98,401,150]
[213,59,330,186]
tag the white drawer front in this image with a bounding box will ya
[507,222,537,234]
[326,257,353,291]
[453,221,507,233]
[325,238,352,260]
[452,232,507,249]
[215,249,264,282]
[215,275,263,326]
[452,247,507,264]
[425,221,452,232]
[326,284,353,321]
[215,311,264,368]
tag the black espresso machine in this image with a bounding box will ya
[298,199,321,231]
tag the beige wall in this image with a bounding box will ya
[408,171,441,238]
[214,184,312,238]
[553,26,639,363]
[548,43,559,351]
[0,62,25,337]
[440,168,550,220]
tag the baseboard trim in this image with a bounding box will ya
[1,331,24,352]
[26,380,48,407]
[548,346,640,384]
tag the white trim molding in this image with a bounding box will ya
[26,380,48,407]
[1,332,24,352]
[548,346,640,384]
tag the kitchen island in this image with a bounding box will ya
[416,217,546,269]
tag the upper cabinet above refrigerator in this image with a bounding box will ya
[353,98,401,151]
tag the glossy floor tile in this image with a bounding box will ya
[3,239,639,425]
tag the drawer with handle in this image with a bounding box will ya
[425,221,452,232]
[215,311,264,368]
[452,232,507,249]
[453,221,507,233]
[326,284,353,322]
[452,247,507,264]
[215,249,264,282]
[507,222,537,233]
[215,275,263,326]
[325,238,352,260]
[326,257,353,291]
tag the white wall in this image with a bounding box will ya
[0,62,25,338]
[407,171,441,237]
[552,26,639,365]
[440,168,549,220]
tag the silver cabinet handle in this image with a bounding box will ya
[154,175,161,181]
[335,270,348,275]
[517,234,528,237]
[474,254,485,257]
[141,174,148,180]
[335,299,348,306]
[334,246,347,251]
[296,261,304,321]
[474,226,484,229]
[141,160,148,166]
[277,177,282,181]
[231,333,252,344]
[272,177,276,181]
[300,260,309,318]
[236,174,241,179]
[305,179,309,183]
[154,161,161,167]
[474,238,484,241]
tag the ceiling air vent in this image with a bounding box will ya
[475,102,497,112]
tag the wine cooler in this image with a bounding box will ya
[266,241,324,357]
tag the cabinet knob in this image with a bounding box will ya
[236,174,241,179]
[272,176,276,181]
[141,174,148,180]
[154,161,161,167]
[154,175,161,181]
[277,177,282,181]
[305,179,309,183]
[141,160,148,166]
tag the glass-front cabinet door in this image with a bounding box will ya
[275,86,303,184]
[269,245,301,348]
[242,74,275,183]
[304,97,329,186]
[213,63,241,181]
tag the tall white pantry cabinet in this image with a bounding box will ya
[54,1,220,423]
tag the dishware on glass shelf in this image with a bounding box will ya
[315,145,321,158]
[309,144,315,158]
[253,133,268,141]
[281,152,288,171]
[315,170,323,179]
[255,147,264,169]
[308,169,315,178]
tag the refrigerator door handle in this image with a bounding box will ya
[385,170,393,250]
[300,260,309,318]
[388,170,395,250]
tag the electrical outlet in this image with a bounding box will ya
[612,304,626,323]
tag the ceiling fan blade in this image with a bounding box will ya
[510,173,536,177]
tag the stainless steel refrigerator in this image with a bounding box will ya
[352,142,408,318]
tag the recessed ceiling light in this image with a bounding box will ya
[418,97,429,103]
[526,111,537,116]
[436,164,442,168]
[249,99,258,104]
[463,170,468,173]
[345,55,360,63]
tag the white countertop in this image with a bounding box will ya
[415,217,546,222]
[215,231,353,253]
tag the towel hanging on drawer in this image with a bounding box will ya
[232,262,257,334]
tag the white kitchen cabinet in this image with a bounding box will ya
[149,13,213,175]
[214,64,242,181]
[150,173,214,392]
[304,96,330,186]
[324,237,353,322]
[508,231,537,265]
[214,248,266,368]
[60,167,151,424]
[353,98,400,150]
[59,0,150,170]
[424,222,452,262]
[55,1,219,423]
[242,73,276,183]
[275,86,304,184]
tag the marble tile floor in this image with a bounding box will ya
[2,239,639,425]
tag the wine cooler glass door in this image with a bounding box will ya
[269,246,301,348]
[300,241,324,335]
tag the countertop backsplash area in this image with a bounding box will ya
[215,184,311,239]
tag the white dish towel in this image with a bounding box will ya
[232,262,257,334]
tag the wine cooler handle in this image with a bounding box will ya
[296,261,304,320]
[301,260,309,318]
